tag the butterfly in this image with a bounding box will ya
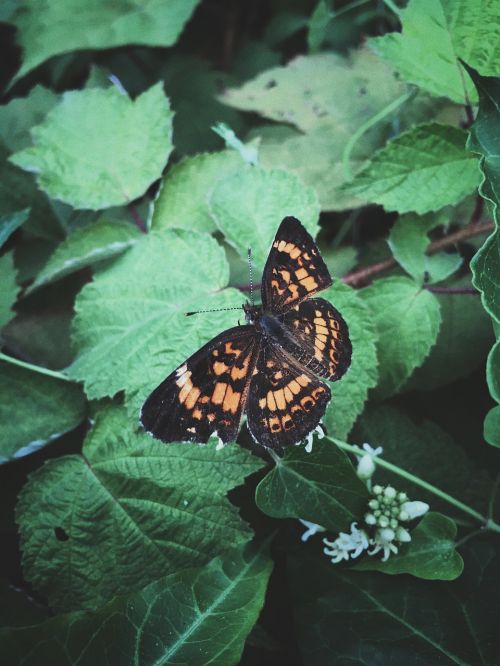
[140,216,352,450]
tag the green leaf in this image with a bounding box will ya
[12,0,201,81]
[0,544,272,665]
[321,282,378,440]
[153,150,244,233]
[388,212,462,284]
[0,145,62,243]
[0,251,19,329]
[344,123,480,214]
[405,279,494,391]
[0,85,58,152]
[0,209,30,250]
[209,167,320,270]
[487,338,500,403]
[252,124,371,212]
[16,405,263,611]
[355,513,464,580]
[256,438,370,533]
[27,218,141,293]
[289,543,498,665]
[360,277,441,397]
[0,581,48,628]
[67,229,241,407]
[351,405,484,515]
[0,363,86,463]
[466,65,500,324]
[161,55,245,156]
[307,1,332,52]
[484,405,500,448]
[370,0,500,103]
[221,49,405,133]
[10,84,173,210]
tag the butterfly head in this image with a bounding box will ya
[243,302,262,325]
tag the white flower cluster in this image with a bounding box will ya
[320,486,429,563]
[299,442,429,564]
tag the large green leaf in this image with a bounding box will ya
[160,55,246,156]
[370,0,500,103]
[355,512,464,581]
[388,212,462,284]
[405,279,494,391]
[0,544,272,666]
[360,277,441,397]
[351,405,488,516]
[68,228,241,407]
[0,209,30,250]
[344,123,480,214]
[289,543,498,665]
[0,363,86,463]
[209,167,320,271]
[466,65,500,325]
[221,49,405,133]
[153,150,245,233]
[487,338,500,403]
[10,84,173,210]
[0,251,19,329]
[0,85,58,152]
[11,0,200,81]
[321,282,378,440]
[255,438,370,533]
[484,405,500,448]
[16,405,263,611]
[27,218,141,293]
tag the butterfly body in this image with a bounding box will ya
[141,217,352,450]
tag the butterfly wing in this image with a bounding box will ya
[247,341,331,449]
[261,216,333,314]
[280,297,352,381]
[141,326,259,444]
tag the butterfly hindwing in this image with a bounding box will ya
[261,216,333,314]
[247,342,331,449]
[141,326,259,444]
[280,297,352,381]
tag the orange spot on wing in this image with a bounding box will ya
[212,382,227,405]
[223,384,241,415]
[267,391,277,411]
[213,361,229,375]
[296,374,310,387]
[274,389,286,410]
[300,276,318,291]
[295,267,308,280]
[288,380,301,395]
[192,408,203,420]
[184,387,201,410]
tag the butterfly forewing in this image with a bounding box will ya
[281,297,352,381]
[141,326,259,444]
[261,216,333,314]
[247,342,331,449]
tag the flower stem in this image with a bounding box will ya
[0,352,73,382]
[331,438,500,533]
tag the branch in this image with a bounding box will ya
[342,220,494,287]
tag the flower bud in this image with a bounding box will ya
[373,485,383,495]
[378,515,389,528]
[364,512,377,525]
[384,486,397,500]
[357,454,376,480]
[401,501,429,520]
[368,499,379,510]
[396,526,411,542]
[378,527,395,542]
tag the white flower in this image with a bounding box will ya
[356,443,383,481]
[323,522,369,563]
[299,519,326,542]
[368,527,399,562]
[303,425,324,453]
[400,501,429,520]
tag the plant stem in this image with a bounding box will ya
[0,352,73,382]
[343,221,494,287]
[424,286,478,295]
[342,89,414,181]
[331,438,500,533]
[127,203,147,233]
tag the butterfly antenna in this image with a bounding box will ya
[185,306,242,317]
[248,248,255,306]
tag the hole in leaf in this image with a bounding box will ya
[54,527,69,541]
[265,79,277,89]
